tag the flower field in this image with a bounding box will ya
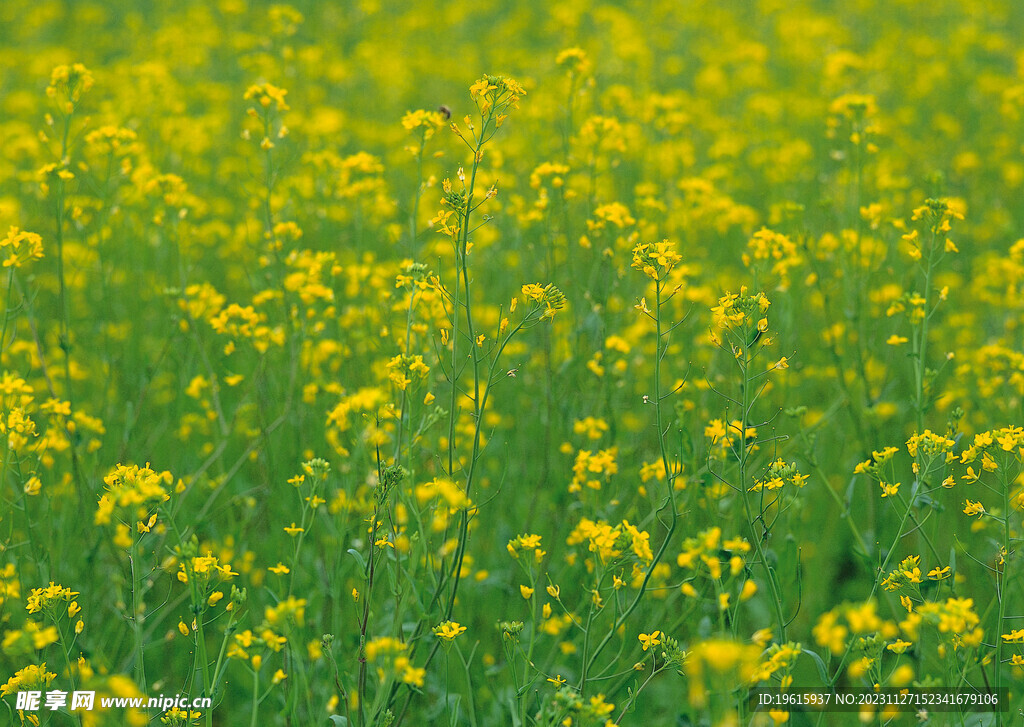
[2,1,1024,725]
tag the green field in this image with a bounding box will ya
[1,1,1023,725]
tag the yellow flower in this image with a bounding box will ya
[879,481,900,498]
[265,596,306,628]
[887,639,912,654]
[704,419,727,444]
[963,500,985,517]
[927,566,950,580]
[556,47,591,74]
[469,78,497,98]
[244,83,289,111]
[638,631,662,651]
[520,283,566,319]
[1001,629,1024,643]
[433,621,467,641]
[23,476,42,496]
[519,585,534,599]
[26,583,80,614]
[631,240,682,280]
[0,663,56,696]
[26,622,59,649]
[283,523,304,536]
[46,63,94,113]
[394,655,425,686]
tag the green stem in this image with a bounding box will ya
[0,267,15,356]
[914,230,937,432]
[47,607,81,727]
[208,610,238,704]
[197,616,212,727]
[994,467,1011,710]
[443,651,451,726]
[409,132,426,253]
[250,666,259,727]
[441,105,496,621]
[53,115,85,505]
[581,280,679,682]
[454,641,478,727]
[737,341,787,641]
[828,490,918,684]
[130,537,147,690]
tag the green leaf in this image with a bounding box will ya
[801,647,830,685]
[347,548,367,572]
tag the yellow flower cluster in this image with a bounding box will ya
[813,600,898,656]
[176,554,238,588]
[749,459,808,492]
[243,83,290,112]
[566,517,653,566]
[710,288,771,334]
[468,75,526,120]
[386,353,430,391]
[568,447,618,492]
[0,663,56,697]
[686,639,761,708]
[506,533,544,561]
[881,555,951,593]
[95,463,172,517]
[630,240,681,281]
[742,228,801,288]
[521,283,567,319]
[0,227,44,268]
[363,636,425,687]
[46,63,93,113]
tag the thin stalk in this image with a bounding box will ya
[913,229,937,433]
[130,538,147,690]
[250,667,259,727]
[53,113,85,504]
[55,617,83,727]
[737,341,787,641]
[993,467,1011,709]
[581,280,679,683]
